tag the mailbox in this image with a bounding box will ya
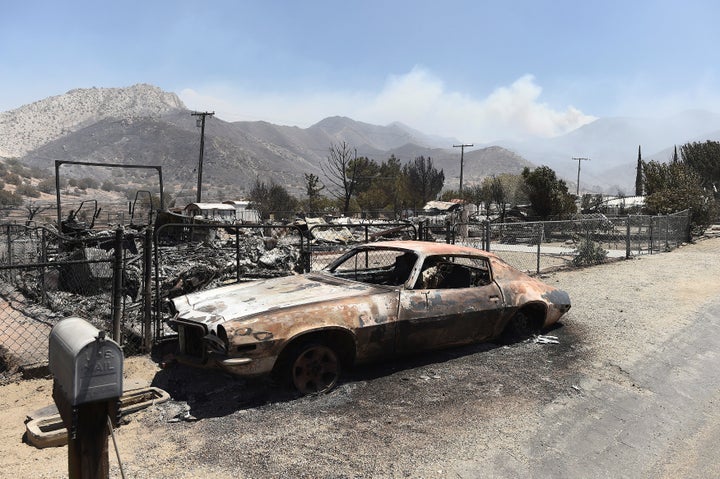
[49,317,123,406]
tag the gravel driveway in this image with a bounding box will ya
[2,238,719,478]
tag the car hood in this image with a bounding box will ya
[170,273,387,328]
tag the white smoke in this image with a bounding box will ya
[180,67,597,142]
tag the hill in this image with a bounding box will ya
[0,84,183,158]
[2,85,533,202]
[499,110,720,194]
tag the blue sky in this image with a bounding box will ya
[2,0,719,143]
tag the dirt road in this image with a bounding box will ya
[1,238,719,478]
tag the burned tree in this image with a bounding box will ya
[322,141,358,215]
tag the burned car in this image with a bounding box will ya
[168,241,571,394]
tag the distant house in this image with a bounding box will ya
[601,196,645,215]
[223,200,261,223]
[183,203,237,223]
[422,200,464,215]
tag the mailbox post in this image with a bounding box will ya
[49,317,124,479]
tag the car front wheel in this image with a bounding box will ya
[288,342,341,394]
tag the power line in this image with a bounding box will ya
[571,157,590,196]
[453,143,474,194]
[191,111,215,203]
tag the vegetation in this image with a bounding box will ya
[301,173,333,214]
[319,143,446,218]
[355,155,405,218]
[521,166,577,220]
[38,178,57,194]
[0,190,22,207]
[680,140,720,193]
[249,178,297,221]
[572,238,608,266]
[403,156,444,210]
[635,145,643,196]
[580,194,604,214]
[15,183,40,198]
[321,141,358,215]
[643,159,715,231]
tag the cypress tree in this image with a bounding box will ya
[635,145,644,196]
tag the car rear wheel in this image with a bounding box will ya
[288,342,341,395]
[504,310,541,339]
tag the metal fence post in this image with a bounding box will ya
[153,225,163,341]
[142,227,153,352]
[625,216,631,259]
[235,227,241,281]
[536,224,543,275]
[649,220,654,254]
[485,221,491,251]
[41,227,48,304]
[111,228,123,343]
[6,224,11,266]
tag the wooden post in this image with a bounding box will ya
[67,402,111,479]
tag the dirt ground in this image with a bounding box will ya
[2,238,720,478]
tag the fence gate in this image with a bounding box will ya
[0,225,151,379]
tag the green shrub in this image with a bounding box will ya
[38,178,56,194]
[15,183,40,198]
[572,238,608,266]
[0,190,22,206]
[3,172,21,185]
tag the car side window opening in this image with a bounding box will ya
[414,255,492,290]
[331,249,418,286]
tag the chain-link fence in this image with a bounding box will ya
[453,211,691,274]
[0,225,154,380]
[0,211,693,380]
[305,222,417,271]
[153,223,305,340]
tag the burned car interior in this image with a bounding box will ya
[327,247,492,290]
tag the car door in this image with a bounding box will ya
[395,256,505,354]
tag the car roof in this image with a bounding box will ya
[356,240,500,260]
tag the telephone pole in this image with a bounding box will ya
[572,157,590,196]
[453,143,474,195]
[191,111,215,203]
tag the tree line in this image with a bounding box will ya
[2,138,718,232]
[636,140,719,231]
[249,141,579,222]
[250,139,720,233]
[250,141,447,219]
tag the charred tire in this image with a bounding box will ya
[283,341,342,395]
[504,310,542,340]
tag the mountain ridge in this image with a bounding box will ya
[0,84,184,158]
[4,84,720,199]
[3,85,529,200]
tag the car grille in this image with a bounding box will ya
[177,320,207,361]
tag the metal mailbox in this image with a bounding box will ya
[49,317,124,406]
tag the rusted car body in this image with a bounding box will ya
[168,241,571,394]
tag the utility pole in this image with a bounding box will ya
[572,157,590,196]
[191,111,215,203]
[453,143,474,195]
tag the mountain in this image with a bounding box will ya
[8,84,717,201]
[1,86,532,202]
[499,110,720,194]
[0,84,183,158]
